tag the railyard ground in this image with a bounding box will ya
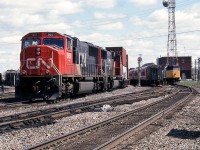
[129,81,200,150]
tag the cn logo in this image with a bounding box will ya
[26,58,53,69]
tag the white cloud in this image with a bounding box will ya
[95,22,124,30]
[0,0,83,27]
[86,0,116,8]
[0,0,200,72]
[0,50,20,72]
[48,1,84,16]
[129,16,143,26]
[78,33,113,45]
[94,12,126,19]
[176,11,200,30]
[129,0,157,6]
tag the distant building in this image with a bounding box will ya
[157,56,192,79]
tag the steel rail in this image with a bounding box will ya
[95,86,194,150]
[0,87,169,133]
[26,87,182,150]
[0,92,15,99]
[0,86,165,123]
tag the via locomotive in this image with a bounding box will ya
[163,65,180,84]
[15,32,129,101]
[129,63,160,86]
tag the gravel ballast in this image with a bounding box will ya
[0,86,150,117]
[129,89,200,150]
[0,86,151,150]
[0,86,198,150]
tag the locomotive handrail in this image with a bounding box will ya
[20,49,26,71]
[51,51,62,86]
[52,64,61,75]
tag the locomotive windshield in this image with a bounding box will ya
[166,65,180,71]
[43,38,64,49]
[22,38,41,49]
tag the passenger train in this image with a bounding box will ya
[129,63,160,86]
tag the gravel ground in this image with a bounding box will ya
[0,86,152,150]
[129,88,200,150]
[0,86,150,117]
[0,85,195,150]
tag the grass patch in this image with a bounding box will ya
[177,81,200,88]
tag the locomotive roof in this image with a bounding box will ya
[22,32,66,40]
[5,70,17,73]
[142,63,156,67]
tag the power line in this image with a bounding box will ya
[0,29,200,45]
[93,29,200,43]
[0,1,196,30]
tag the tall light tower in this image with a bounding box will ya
[163,0,178,66]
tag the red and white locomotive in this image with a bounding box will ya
[16,32,129,101]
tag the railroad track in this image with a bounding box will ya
[0,99,51,110]
[0,92,15,99]
[26,85,195,150]
[0,86,155,111]
[0,86,169,133]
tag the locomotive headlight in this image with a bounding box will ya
[36,47,41,55]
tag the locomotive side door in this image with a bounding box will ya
[65,38,73,75]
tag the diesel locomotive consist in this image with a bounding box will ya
[129,63,160,86]
[15,32,129,101]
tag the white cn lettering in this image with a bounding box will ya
[26,58,53,69]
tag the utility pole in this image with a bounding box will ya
[195,59,197,80]
[198,58,200,82]
[163,0,178,66]
[137,54,142,87]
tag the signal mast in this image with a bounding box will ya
[163,0,178,66]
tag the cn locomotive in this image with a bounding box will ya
[129,63,160,86]
[15,32,129,101]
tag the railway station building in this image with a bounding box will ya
[157,56,192,80]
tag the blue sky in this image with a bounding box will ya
[0,0,200,73]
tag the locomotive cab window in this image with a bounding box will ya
[22,38,41,49]
[43,38,64,49]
